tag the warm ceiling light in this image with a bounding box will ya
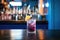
[9,2,22,6]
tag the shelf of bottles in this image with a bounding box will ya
[0,0,49,21]
[0,3,40,21]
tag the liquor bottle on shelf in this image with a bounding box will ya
[1,12,4,20]
[5,9,12,20]
[18,9,22,20]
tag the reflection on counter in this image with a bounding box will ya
[0,30,60,40]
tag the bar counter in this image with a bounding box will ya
[0,20,48,29]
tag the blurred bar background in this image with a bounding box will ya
[0,0,48,21]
